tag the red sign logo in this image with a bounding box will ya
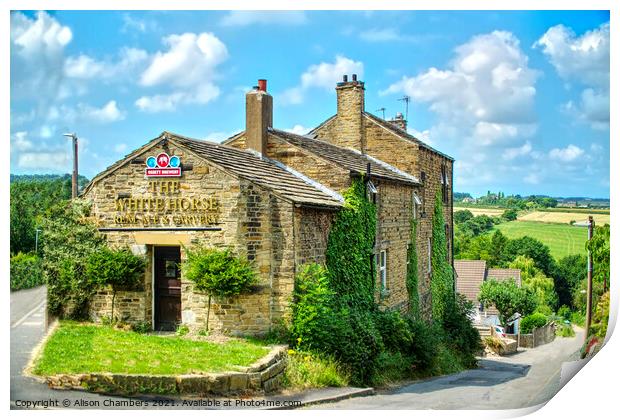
[145,152,182,177]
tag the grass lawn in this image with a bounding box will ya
[33,322,271,376]
[493,220,588,260]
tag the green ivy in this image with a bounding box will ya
[430,192,454,324]
[325,178,377,310]
[406,219,419,318]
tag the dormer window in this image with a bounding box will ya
[366,180,378,204]
[412,192,422,219]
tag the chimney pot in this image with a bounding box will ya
[258,79,267,92]
[343,75,348,82]
[352,74,357,81]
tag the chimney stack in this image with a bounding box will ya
[334,74,365,152]
[246,79,273,155]
[388,112,407,131]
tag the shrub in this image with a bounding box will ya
[479,278,536,327]
[290,264,335,351]
[374,310,413,354]
[502,208,518,221]
[131,321,151,334]
[520,312,548,334]
[372,351,414,386]
[571,311,585,326]
[86,247,146,321]
[590,292,610,339]
[405,319,440,371]
[441,294,482,367]
[557,305,572,321]
[10,252,45,290]
[183,247,257,330]
[557,323,575,338]
[176,324,190,336]
[283,350,350,389]
[42,200,105,319]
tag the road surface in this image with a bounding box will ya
[10,286,585,410]
[315,328,585,409]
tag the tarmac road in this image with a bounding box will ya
[10,286,585,410]
[315,327,585,410]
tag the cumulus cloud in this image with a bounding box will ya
[10,11,72,105]
[220,11,307,27]
[10,131,69,171]
[136,32,228,112]
[64,47,148,81]
[281,55,364,105]
[47,101,126,124]
[535,22,609,128]
[549,144,584,162]
[383,31,540,187]
[284,125,311,135]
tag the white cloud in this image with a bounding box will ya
[121,13,158,33]
[281,55,364,105]
[502,141,533,160]
[360,28,407,42]
[136,32,228,112]
[384,31,540,189]
[47,100,126,124]
[534,22,609,88]
[10,11,72,103]
[284,125,311,136]
[535,22,609,128]
[64,47,148,81]
[114,143,128,153]
[523,173,541,185]
[11,131,69,171]
[220,11,306,27]
[549,144,584,162]
[204,130,241,143]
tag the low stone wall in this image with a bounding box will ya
[507,322,556,348]
[45,345,288,396]
[89,289,147,324]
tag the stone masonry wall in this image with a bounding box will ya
[83,141,304,335]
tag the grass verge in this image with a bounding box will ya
[282,350,350,390]
[33,321,270,376]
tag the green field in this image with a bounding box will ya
[493,221,588,260]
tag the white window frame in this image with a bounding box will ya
[413,193,422,219]
[378,249,387,290]
[427,238,432,274]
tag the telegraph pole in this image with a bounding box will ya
[63,133,79,198]
[585,215,594,338]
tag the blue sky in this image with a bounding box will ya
[10,10,610,198]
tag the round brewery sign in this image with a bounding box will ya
[145,152,182,177]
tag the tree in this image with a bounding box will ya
[504,236,556,277]
[553,254,587,309]
[454,209,474,224]
[502,208,518,221]
[183,247,257,330]
[478,279,536,327]
[41,199,105,318]
[509,255,558,313]
[86,248,146,321]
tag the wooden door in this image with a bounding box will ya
[154,246,181,331]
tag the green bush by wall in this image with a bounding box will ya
[10,252,45,291]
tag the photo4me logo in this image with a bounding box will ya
[145,153,182,177]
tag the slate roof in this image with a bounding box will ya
[269,128,420,185]
[307,112,454,161]
[82,132,343,209]
[454,260,487,304]
[487,268,522,287]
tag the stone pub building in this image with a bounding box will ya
[83,76,454,334]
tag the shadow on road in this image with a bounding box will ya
[391,359,531,395]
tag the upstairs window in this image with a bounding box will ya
[441,164,449,204]
[366,180,378,204]
[412,193,422,219]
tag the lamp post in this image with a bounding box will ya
[35,228,42,254]
[63,133,79,198]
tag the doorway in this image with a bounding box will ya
[154,246,181,331]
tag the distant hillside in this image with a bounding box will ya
[10,173,90,185]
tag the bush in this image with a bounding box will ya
[374,310,413,354]
[520,312,548,334]
[590,292,610,339]
[557,305,571,320]
[42,199,105,319]
[405,319,440,371]
[10,252,45,290]
[571,311,585,326]
[183,247,257,330]
[290,264,335,351]
[502,208,518,221]
[441,294,482,367]
[86,247,146,321]
[131,321,151,334]
[557,323,575,338]
[283,350,350,389]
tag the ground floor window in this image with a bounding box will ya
[377,249,388,290]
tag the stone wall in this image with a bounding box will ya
[506,322,556,348]
[83,140,329,335]
[90,290,147,323]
